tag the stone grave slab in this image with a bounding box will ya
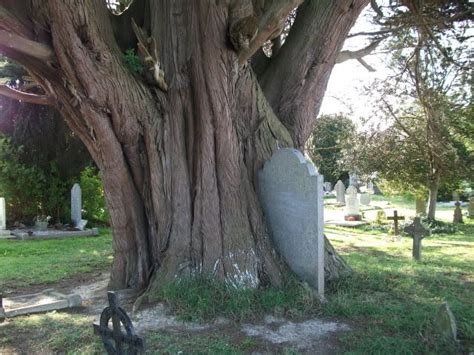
[325,220,369,227]
[1,289,82,319]
[258,148,324,297]
[11,227,99,240]
[335,180,345,205]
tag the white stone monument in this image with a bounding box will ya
[258,149,324,298]
[335,180,346,205]
[344,185,361,221]
[0,197,10,237]
[71,184,87,230]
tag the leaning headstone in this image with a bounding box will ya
[359,193,371,206]
[404,217,430,260]
[344,186,361,221]
[335,180,346,205]
[468,197,474,219]
[435,302,458,344]
[453,202,463,224]
[258,149,324,297]
[71,184,82,227]
[94,292,145,354]
[415,198,426,216]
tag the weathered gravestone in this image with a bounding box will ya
[415,198,426,216]
[258,149,324,297]
[344,186,361,221]
[469,197,474,219]
[404,217,430,260]
[452,191,460,202]
[0,197,10,237]
[71,184,88,230]
[435,302,458,344]
[453,202,463,224]
[349,173,358,187]
[335,180,345,205]
[94,292,145,354]
[367,181,374,193]
[388,210,405,236]
[359,193,371,206]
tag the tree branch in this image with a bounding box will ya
[0,5,33,39]
[0,84,53,105]
[0,29,54,63]
[237,0,303,64]
[336,38,384,65]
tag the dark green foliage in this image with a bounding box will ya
[307,114,355,183]
[421,217,458,234]
[122,48,143,75]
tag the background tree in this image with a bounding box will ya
[346,7,473,219]
[307,114,355,184]
[0,0,470,296]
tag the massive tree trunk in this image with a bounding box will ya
[0,0,368,293]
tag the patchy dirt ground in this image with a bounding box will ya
[1,274,352,354]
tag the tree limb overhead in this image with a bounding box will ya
[0,84,54,105]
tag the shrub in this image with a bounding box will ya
[80,166,109,224]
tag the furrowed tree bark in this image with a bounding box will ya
[0,0,362,295]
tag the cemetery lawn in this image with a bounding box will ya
[0,229,112,293]
[325,221,474,354]
[1,223,473,353]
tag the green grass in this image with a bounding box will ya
[324,222,474,354]
[156,276,316,322]
[0,230,112,289]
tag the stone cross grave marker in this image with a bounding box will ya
[71,184,82,228]
[335,180,345,205]
[344,185,361,221]
[404,217,430,260]
[387,210,405,235]
[258,148,324,298]
[94,292,145,354]
[469,197,474,219]
[453,202,463,224]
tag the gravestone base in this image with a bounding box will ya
[11,227,99,240]
[344,214,362,221]
[0,289,82,319]
[0,229,11,238]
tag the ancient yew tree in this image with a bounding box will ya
[0,0,370,293]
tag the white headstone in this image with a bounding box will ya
[344,185,360,218]
[324,182,332,192]
[335,180,346,204]
[0,197,6,230]
[71,184,82,227]
[349,174,358,187]
[359,193,371,205]
[367,181,374,193]
[258,149,324,298]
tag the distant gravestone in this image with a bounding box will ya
[0,198,6,231]
[335,180,346,205]
[415,198,426,216]
[258,149,324,297]
[71,184,82,228]
[359,193,371,206]
[0,197,9,237]
[324,182,332,192]
[453,202,463,224]
[349,174,358,187]
[344,186,361,221]
[468,197,474,219]
[404,217,430,260]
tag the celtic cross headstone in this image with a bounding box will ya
[404,217,430,260]
[93,292,145,354]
